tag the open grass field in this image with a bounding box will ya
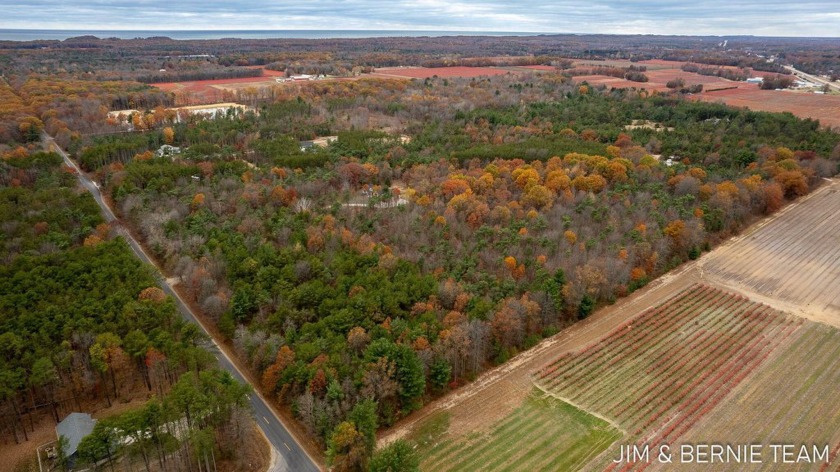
[701,180,840,327]
[413,389,621,472]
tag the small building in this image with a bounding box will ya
[156,144,182,158]
[299,136,337,151]
[56,413,96,466]
[746,77,763,84]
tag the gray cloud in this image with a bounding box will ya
[1,0,839,36]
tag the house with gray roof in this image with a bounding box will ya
[56,412,97,465]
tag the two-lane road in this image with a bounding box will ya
[46,135,320,472]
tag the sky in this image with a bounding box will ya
[2,0,840,37]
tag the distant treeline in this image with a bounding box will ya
[665,54,789,74]
[681,63,749,81]
[568,65,649,82]
[136,67,262,84]
[760,74,796,90]
[420,56,571,69]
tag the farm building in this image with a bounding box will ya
[56,412,96,467]
[276,74,325,83]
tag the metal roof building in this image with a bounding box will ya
[56,412,97,458]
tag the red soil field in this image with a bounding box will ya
[150,70,281,104]
[698,88,840,129]
[372,66,511,79]
[571,60,840,129]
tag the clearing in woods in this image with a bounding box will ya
[413,389,621,472]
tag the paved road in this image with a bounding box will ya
[784,65,840,92]
[46,136,320,472]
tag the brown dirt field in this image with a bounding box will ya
[371,66,511,79]
[242,66,286,77]
[698,88,840,130]
[699,179,840,328]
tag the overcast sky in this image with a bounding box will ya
[2,0,839,36]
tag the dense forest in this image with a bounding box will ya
[53,72,839,470]
[0,146,256,471]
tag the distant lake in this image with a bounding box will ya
[0,29,549,41]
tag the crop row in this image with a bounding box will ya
[534,285,803,472]
[623,322,802,472]
[537,285,721,386]
[535,284,708,376]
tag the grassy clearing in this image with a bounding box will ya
[414,389,621,472]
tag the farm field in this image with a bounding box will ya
[574,75,671,92]
[699,87,840,129]
[572,62,740,93]
[567,57,840,129]
[413,390,621,472]
[152,74,277,104]
[701,179,840,327]
[536,284,803,471]
[572,59,675,71]
[672,322,840,471]
[645,68,739,89]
